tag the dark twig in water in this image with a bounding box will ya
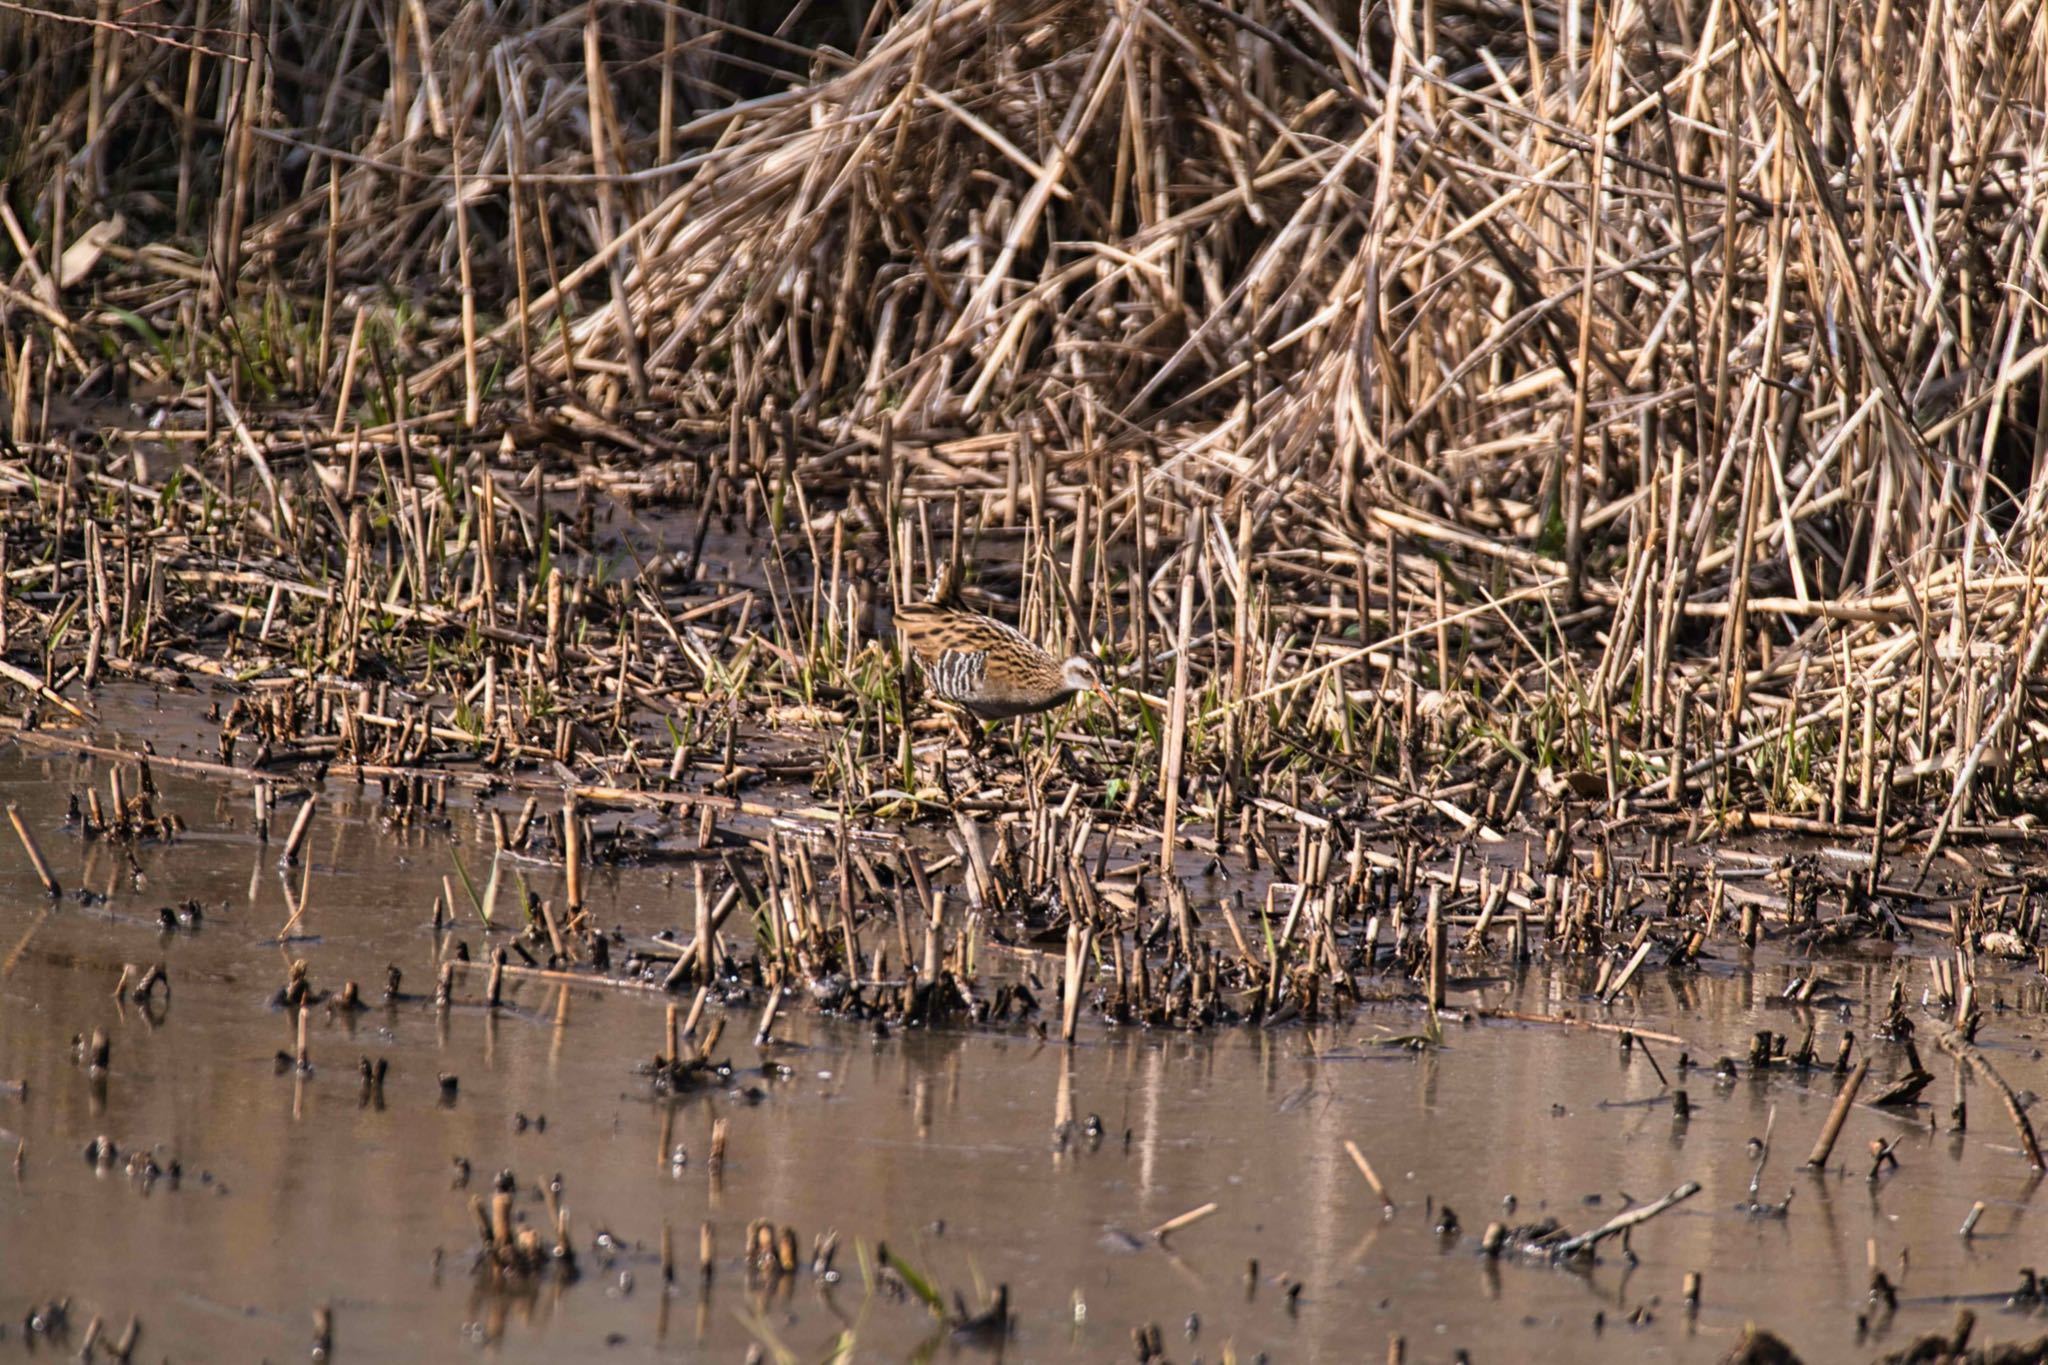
[1549,1182,1701,1259]
[1482,1181,1701,1267]
[1936,1028,2046,1170]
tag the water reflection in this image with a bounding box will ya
[2,733,2047,1362]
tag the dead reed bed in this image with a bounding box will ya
[18,22,2048,1359]
[1,0,2048,1055]
[1,0,2046,837]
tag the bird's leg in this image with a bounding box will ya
[927,705,974,801]
[956,715,991,786]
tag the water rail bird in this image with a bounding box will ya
[894,602,1111,721]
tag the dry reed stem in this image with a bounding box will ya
[0,1,2041,1047]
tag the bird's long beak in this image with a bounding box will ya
[1093,681,1115,712]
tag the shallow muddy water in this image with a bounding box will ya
[1,694,2047,1362]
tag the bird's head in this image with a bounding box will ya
[1061,655,1114,710]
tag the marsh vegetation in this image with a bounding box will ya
[2,0,2048,1359]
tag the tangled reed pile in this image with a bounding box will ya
[2,0,2048,844]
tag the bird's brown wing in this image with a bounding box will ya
[892,604,978,665]
[894,605,986,706]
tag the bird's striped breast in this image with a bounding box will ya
[926,649,988,703]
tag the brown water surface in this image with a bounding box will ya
[1,691,2046,1362]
